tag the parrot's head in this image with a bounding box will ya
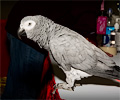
[18,15,54,48]
[18,16,38,40]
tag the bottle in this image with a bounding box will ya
[97,0,107,35]
[114,18,120,53]
[103,8,114,47]
[100,0,106,16]
[110,31,116,47]
[107,8,113,27]
[112,17,120,64]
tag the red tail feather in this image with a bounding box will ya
[116,80,120,82]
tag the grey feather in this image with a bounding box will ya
[18,15,120,86]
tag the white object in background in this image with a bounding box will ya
[114,18,120,53]
[114,18,120,31]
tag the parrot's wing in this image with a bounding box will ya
[49,31,119,79]
[49,33,97,72]
[87,45,119,79]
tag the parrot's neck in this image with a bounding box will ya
[36,19,56,51]
[36,17,64,51]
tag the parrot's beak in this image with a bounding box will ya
[18,27,27,39]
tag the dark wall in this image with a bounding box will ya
[1,1,18,19]
[1,0,119,19]
[1,0,119,41]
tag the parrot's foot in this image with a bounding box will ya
[52,83,74,94]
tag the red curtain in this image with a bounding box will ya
[0,20,10,77]
[0,19,62,99]
[39,55,62,100]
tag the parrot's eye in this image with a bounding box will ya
[24,20,36,30]
[28,23,31,26]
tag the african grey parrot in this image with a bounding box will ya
[18,15,120,94]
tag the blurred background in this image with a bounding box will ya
[0,0,120,99]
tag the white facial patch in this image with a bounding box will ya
[23,20,36,31]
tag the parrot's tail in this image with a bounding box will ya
[111,65,120,80]
[107,66,120,80]
[114,65,120,72]
[99,65,120,80]
[108,65,120,83]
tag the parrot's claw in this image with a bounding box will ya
[52,83,74,94]
[52,89,56,95]
[52,84,58,94]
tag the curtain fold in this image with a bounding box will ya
[39,55,62,100]
[1,19,62,99]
